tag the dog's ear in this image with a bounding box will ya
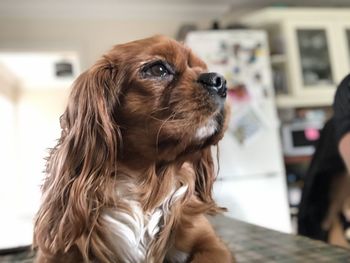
[192,105,230,213]
[192,147,221,214]
[34,57,122,261]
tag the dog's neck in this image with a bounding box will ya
[102,163,192,263]
[118,138,210,176]
[117,153,187,175]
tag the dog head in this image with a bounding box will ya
[65,35,228,165]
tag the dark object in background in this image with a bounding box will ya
[0,246,32,256]
[298,118,346,241]
[333,73,350,144]
[176,24,197,41]
[54,61,73,77]
[211,20,220,30]
[225,23,250,30]
[0,245,35,263]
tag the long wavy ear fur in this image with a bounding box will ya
[192,147,222,214]
[33,58,122,262]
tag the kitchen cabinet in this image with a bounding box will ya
[237,8,350,108]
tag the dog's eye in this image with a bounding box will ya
[143,61,174,79]
[148,64,169,77]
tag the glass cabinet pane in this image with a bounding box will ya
[296,29,333,86]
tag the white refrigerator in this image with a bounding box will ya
[186,30,292,233]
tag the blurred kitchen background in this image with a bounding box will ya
[1,0,350,251]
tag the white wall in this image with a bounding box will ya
[0,94,16,211]
[0,65,17,214]
[16,88,69,215]
[0,18,210,69]
[0,60,70,248]
[0,87,68,217]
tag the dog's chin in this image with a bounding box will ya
[170,108,227,161]
[197,102,226,139]
[195,119,219,141]
[195,110,225,141]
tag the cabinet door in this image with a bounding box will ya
[284,21,338,102]
[346,29,350,66]
[336,21,350,78]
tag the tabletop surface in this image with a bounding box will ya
[210,215,350,262]
[1,215,350,262]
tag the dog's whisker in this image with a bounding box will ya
[149,106,171,114]
[155,112,177,154]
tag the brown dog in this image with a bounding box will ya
[33,35,233,263]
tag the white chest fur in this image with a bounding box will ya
[103,185,188,263]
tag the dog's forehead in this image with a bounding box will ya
[151,39,206,68]
[142,36,207,69]
[111,36,207,70]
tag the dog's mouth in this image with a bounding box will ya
[195,71,227,141]
[152,105,227,162]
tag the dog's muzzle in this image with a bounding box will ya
[198,72,227,99]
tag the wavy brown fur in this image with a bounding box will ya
[33,35,233,263]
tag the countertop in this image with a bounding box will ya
[210,215,350,262]
[1,215,350,262]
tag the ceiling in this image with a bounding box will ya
[1,0,350,21]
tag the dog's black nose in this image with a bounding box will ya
[198,72,227,98]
